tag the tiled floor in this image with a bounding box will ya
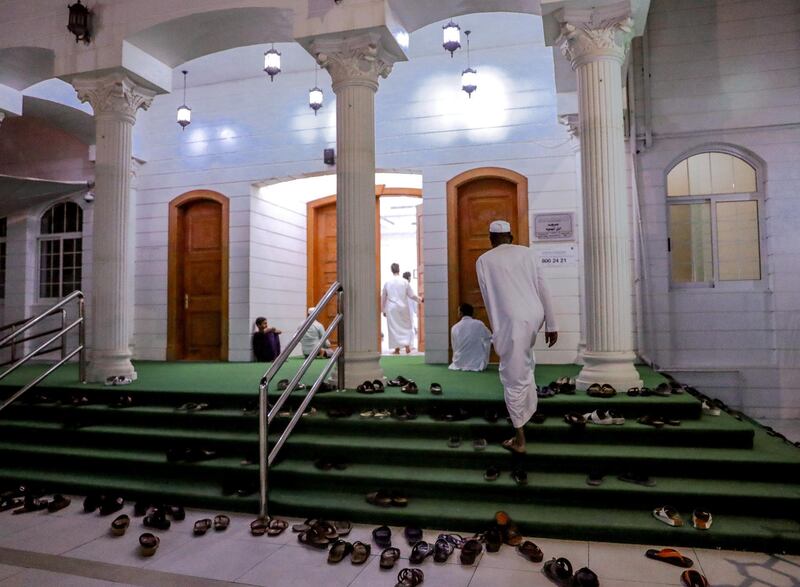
[0,499,798,586]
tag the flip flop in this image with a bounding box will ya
[681,569,709,587]
[645,548,694,568]
[214,514,230,531]
[433,537,454,562]
[193,518,212,535]
[267,518,288,536]
[518,540,543,562]
[410,540,433,564]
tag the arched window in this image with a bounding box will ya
[39,202,83,299]
[666,150,761,285]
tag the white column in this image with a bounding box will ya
[557,7,642,390]
[73,73,155,383]
[312,33,398,387]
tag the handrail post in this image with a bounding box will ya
[78,295,86,384]
[60,309,67,360]
[258,382,269,520]
[337,288,345,391]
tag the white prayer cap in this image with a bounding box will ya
[489,220,511,233]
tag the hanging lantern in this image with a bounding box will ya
[442,20,461,57]
[67,0,92,44]
[461,30,477,98]
[176,70,191,129]
[309,87,323,115]
[264,44,281,82]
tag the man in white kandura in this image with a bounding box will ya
[449,303,492,372]
[381,263,423,354]
[300,307,333,358]
[476,220,558,454]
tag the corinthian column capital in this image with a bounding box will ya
[311,32,398,92]
[556,3,634,68]
[73,72,156,122]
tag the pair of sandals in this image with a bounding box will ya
[583,409,625,425]
[652,506,712,530]
[276,379,306,392]
[84,494,124,516]
[407,539,455,563]
[483,466,527,485]
[586,383,616,398]
[637,415,680,428]
[327,539,370,564]
[366,489,407,507]
[193,514,230,535]
[544,558,599,586]
[356,380,385,394]
[250,516,288,536]
[104,375,132,386]
[175,402,209,412]
[447,436,486,450]
[295,519,351,548]
[395,568,423,587]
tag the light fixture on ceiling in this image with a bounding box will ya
[264,43,281,82]
[442,20,461,57]
[309,64,323,115]
[176,70,192,129]
[67,0,92,44]
[461,30,477,98]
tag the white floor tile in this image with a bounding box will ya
[0,568,130,587]
[479,537,589,572]
[350,556,475,587]
[146,535,282,580]
[0,511,49,539]
[694,548,800,587]
[469,566,551,587]
[0,566,21,582]
[588,542,687,585]
[0,514,110,555]
[234,543,369,587]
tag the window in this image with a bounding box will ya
[0,217,6,299]
[666,151,761,286]
[39,202,83,299]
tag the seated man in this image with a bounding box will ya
[449,303,492,372]
[252,317,281,362]
[301,307,333,358]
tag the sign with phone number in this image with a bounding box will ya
[538,245,578,266]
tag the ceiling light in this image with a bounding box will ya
[177,70,191,129]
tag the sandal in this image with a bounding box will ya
[518,540,543,562]
[395,568,424,587]
[473,438,488,451]
[460,538,483,565]
[447,436,462,448]
[267,518,289,536]
[401,382,419,394]
[214,514,230,531]
[485,528,503,552]
[139,532,160,557]
[681,569,709,587]
[619,472,656,487]
[692,509,712,530]
[357,381,376,394]
[511,469,528,485]
[404,526,423,545]
[334,520,352,536]
[193,518,212,535]
[484,465,500,481]
[410,540,433,564]
[652,505,683,526]
[380,546,401,569]
[373,525,392,548]
[544,557,573,584]
[327,539,353,564]
[351,541,371,565]
[437,533,465,549]
[99,496,125,516]
[250,518,268,536]
[372,380,385,392]
[433,537,454,562]
[495,511,523,546]
[645,548,694,568]
[366,490,393,507]
[110,514,130,536]
[430,383,443,395]
[46,494,71,513]
[564,412,587,428]
[573,567,600,587]
[390,491,408,507]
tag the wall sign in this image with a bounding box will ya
[533,212,575,241]
[537,244,578,266]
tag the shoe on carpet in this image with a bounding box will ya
[692,509,712,530]
[586,471,605,486]
[511,469,528,485]
[618,472,656,487]
[652,505,684,527]
[584,409,625,425]
[484,466,500,481]
[564,412,587,428]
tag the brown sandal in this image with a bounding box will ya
[250,518,268,536]
[518,540,543,562]
[395,568,424,586]
[267,518,288,536]
[351,541,371,565]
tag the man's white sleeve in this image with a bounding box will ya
[533,254,558,332]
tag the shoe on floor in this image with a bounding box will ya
[645,547,693,568]
[681,569,709,587]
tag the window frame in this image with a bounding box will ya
[664,146,766,291]
[36,202,84,302]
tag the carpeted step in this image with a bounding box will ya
[268,487,800,554]
[270,459,800,517]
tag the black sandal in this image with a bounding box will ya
[544,557,573,584]
[430,383,443,395]
[484,466,500,481]
[409,541,432,564]
[373,525,392,548]
[433,537,454,562]
[214,514,230,531]
[460,538,483,565]
[404,526,423,545]
[351,541,371,565]
[380,546,401,569]
[327,539,353,564]
[193,518,212,535]
[395,568,424,587]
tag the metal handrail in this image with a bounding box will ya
[0,291,87,413]
[0,308,67,365]
[258,281,344,518]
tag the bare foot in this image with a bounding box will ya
[405,346,412,354]
[392,349,400,355]
[501,438,526,454]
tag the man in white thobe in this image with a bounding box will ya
[300,307,332,358]
[476,220,558,454]
[449,303,492,372]
[381,263,422,354]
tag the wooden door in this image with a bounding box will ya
[416,203,425,351]
[167,191,229,361]
[307,197,340,344]
[447,168,529,361]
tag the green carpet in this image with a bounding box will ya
[0,357,798,553]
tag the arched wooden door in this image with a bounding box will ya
[447,168,529,360]
[167,191,229,361]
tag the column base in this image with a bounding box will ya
[576,350,642,391]
[86,351,137,384]
[338,350,383,389]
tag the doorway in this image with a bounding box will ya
[167,190,229,361]
[306,187,423,351]
[446,168,529,360]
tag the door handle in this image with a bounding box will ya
[184,294,189,309]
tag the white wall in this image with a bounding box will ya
[634,0,800,418]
